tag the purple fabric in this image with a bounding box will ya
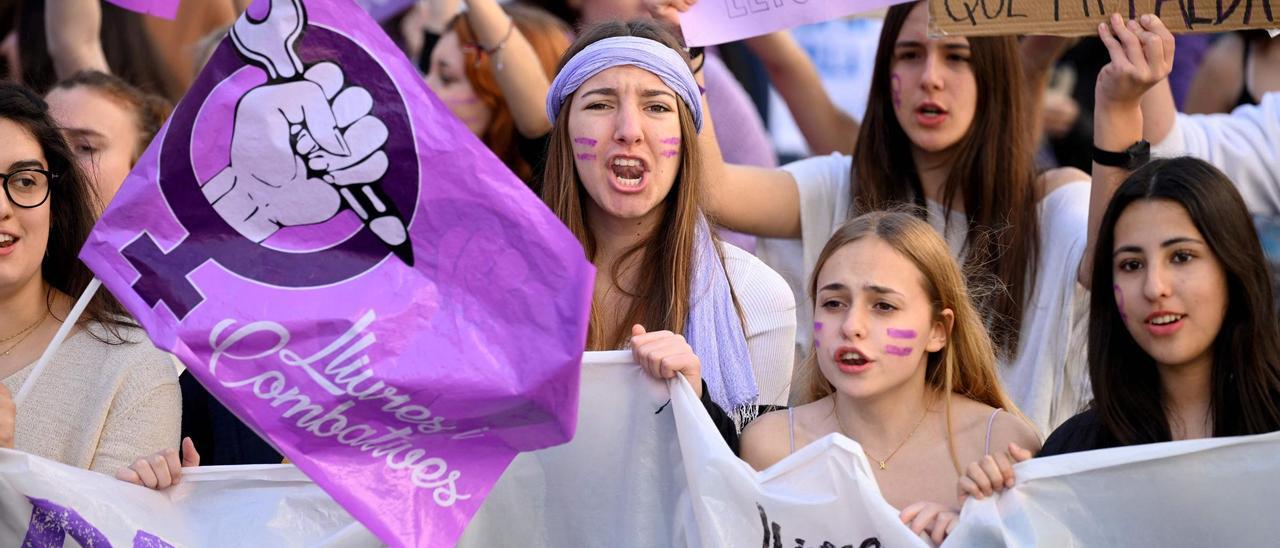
[104,0,180,19]
[1169,34,1213,111]
[703,51,777,169]
[79,0,594,546]
[703,51,775,252]
[22,498,113,548]
[547,36,703,131]
[354,0,416,22]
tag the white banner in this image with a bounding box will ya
[3,351,1279,546]
[946,429,1280,546]
[0,453,377,546]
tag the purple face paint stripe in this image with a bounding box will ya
[576,153,597,161]
[1114,284,1128,321]
[813,321,823,331]
[660,137,680,145]
[661,150,678,158]
[884,345,912,357]
[573,137,597,146]
[886,328,916,339]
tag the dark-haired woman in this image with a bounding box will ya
[959,15,1280,499]
[1043,17,1280,456]
[0,81,180,474]
[693,0,1090,435]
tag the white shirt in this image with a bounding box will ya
[1153,92,1280,215]
[722,243,798,408]
[758,153,1091,435]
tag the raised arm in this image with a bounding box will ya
[645,0,807,237]
[1080,14,1174,288]
[46,0,110,78]
[744,31,858,155]
[463,0,555,138]
[693,53,805,238]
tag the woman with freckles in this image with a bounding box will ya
[739,211,1040,545]
[959,15,1280,501]
[541,21,797,441]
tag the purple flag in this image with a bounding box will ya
[105,0,181,20]
[354,0,417,22]
[79,0,594,545]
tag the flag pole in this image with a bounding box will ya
[14,278,103,405]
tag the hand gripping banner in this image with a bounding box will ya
[78,0,594,545]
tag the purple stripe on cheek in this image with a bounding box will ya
[884,345,912,357]
[813,322,823,331]
[661,150,679,158]
[660,137,681,145]
[576,153,597,161]
[890,73,902,109]
[1114,284,1128,322]
[886,328,916,339]
[573,137,598,146]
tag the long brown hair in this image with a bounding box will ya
[798,211,1025,471]
[453,5,571,187]
[1,81,134,341]
[541,20,704,350]
[1089,158,1280,446]
[852,1,1040,360]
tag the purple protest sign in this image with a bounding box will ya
[79,0,594,545]
[105,0,181,19]
[679,0,907,46]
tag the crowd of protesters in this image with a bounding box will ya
[2,0,1279,544]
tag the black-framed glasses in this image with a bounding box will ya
[1,168,54,208]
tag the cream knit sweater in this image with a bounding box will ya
[1,322,181,474]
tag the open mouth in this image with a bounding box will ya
[609,156,647,188]
[837,350,869,367]
[916,102,949,124]
[0,234,16,249]
[1147,314,1185,326]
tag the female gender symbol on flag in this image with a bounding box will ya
[79,0,595,546]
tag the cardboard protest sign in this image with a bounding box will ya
[930,0,1280,36]
[680,0,909,47]
[77,0,595,545]
[105,0,181,19]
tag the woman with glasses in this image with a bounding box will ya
[0,81,180,477]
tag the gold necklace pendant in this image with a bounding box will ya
[844,402,930,472]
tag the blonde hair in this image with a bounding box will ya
[541,21,705,350]
[797,211,1025,472]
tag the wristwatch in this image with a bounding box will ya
[1092,140,1151,170]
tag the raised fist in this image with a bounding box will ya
[201,62,389,242]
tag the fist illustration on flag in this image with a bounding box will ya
[200,61,389,243]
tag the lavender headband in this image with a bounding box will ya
[546,36,703,132]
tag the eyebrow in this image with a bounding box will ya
[864,284,904,296]
[6,159,46,171]
[581,87,616,99]
[63,127,105,139]
[641,89,677,100]
[1112,237,1206,257]
[581,87,677,101]
[816,282,903,296]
